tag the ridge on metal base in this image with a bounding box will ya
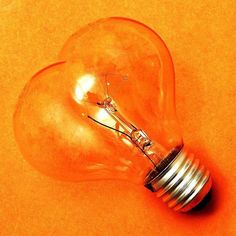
[145,148,212,212]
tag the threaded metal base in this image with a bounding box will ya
[145,148,212,212]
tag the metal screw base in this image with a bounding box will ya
[145,148,212,212]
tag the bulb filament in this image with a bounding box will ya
[88,97,160,167]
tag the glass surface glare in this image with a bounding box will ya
[14,17,183,184]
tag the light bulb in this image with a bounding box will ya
[14,17,212,212]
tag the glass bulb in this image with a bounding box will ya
[14,17,212,212]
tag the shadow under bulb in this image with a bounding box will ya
[14,17,212,212]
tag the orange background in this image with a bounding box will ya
[0,0,236,235]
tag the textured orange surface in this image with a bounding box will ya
[0,0,236,235]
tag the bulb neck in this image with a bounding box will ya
[144,147,212,212]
